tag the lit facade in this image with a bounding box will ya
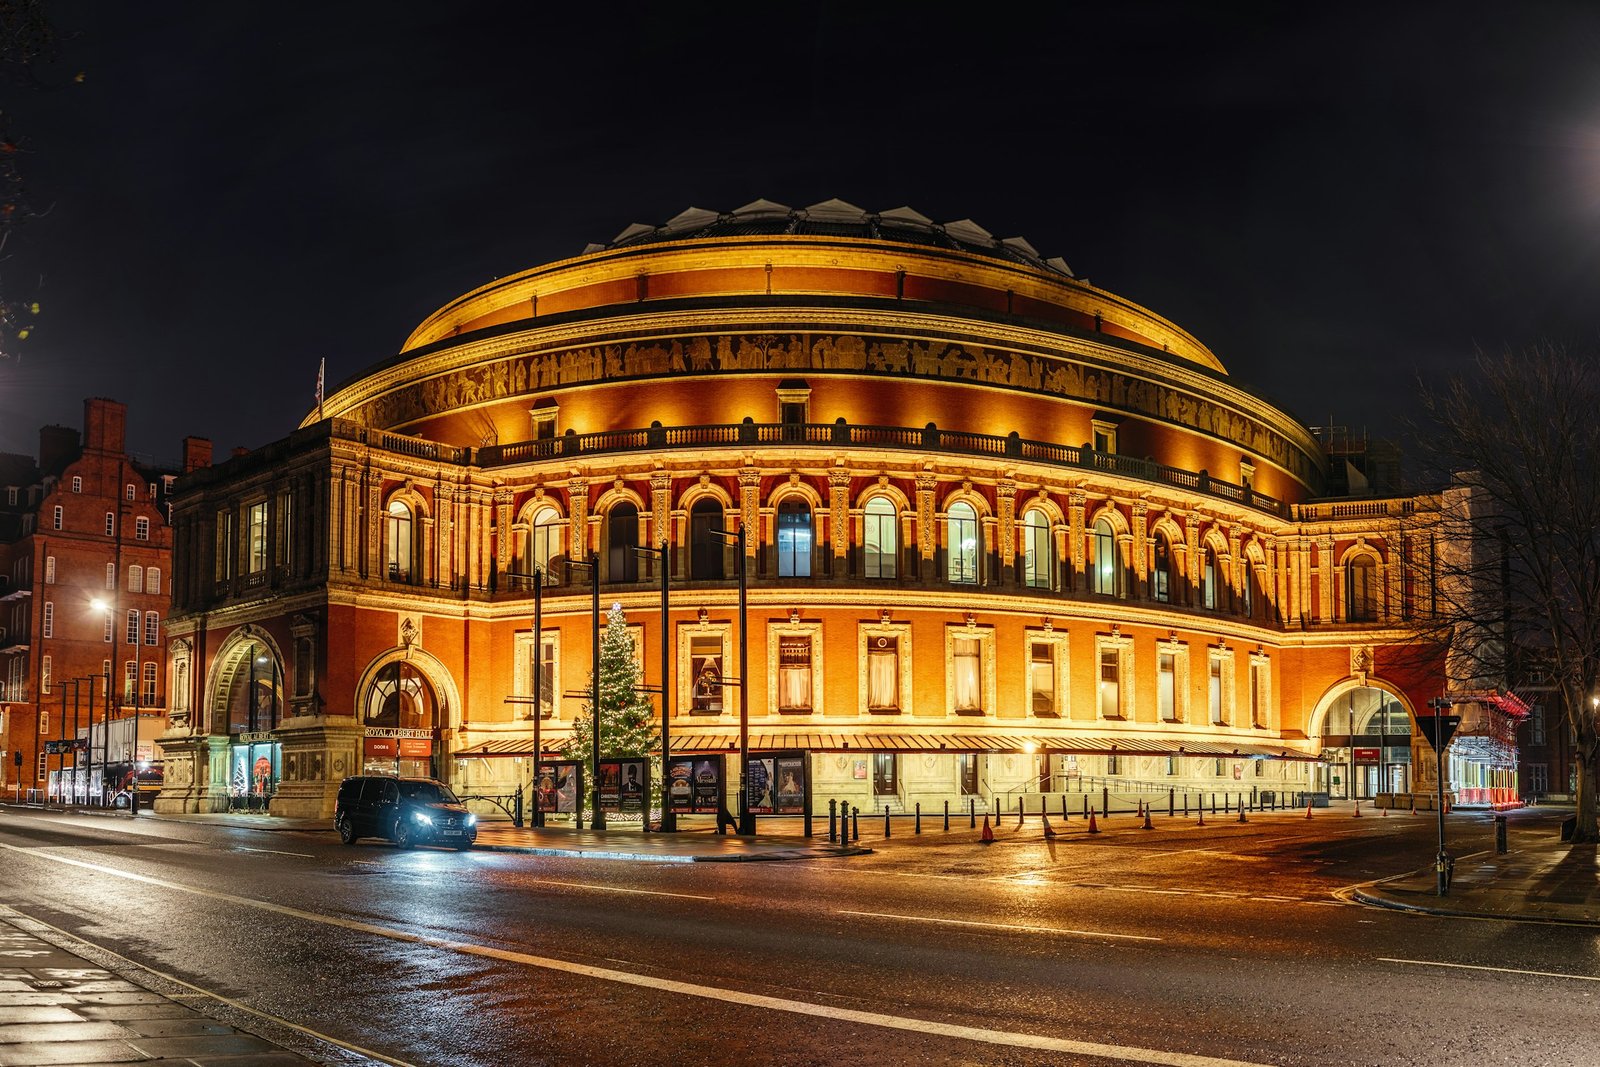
[157,200,1472,818]
[0,398,177,799]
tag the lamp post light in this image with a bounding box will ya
[629,542,673,832]
[563,553,603,830]
[706,526,754,836]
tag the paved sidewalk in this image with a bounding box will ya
[1355,815,1600,925]
[6,803,871,862]
[0,907,315,1065]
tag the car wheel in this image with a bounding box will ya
[393,818,416,850]
[336,814,358,845]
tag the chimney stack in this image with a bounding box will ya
[181,436,213,473]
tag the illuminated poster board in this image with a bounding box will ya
[534,760,583,814]
[747,751,808,815]
[597,758,650,815]
[666,755,725,813]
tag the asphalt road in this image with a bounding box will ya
[0,806,1593,1067]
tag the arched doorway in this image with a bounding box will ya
[1316,684,1412,800]
[209,631,285,812]
[361,660,441,779]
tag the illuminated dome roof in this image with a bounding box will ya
[586,198,1079,279]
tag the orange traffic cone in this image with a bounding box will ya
[1354,800,1362,818]
[1043,812,1057,839]
[1087,808,1100,834]
[1142,805,1154,830]
[1305,802,1313,820]
[1381,803,1388,818]
[980,815,995,844]
[1237,804,1248,824]
[1197,805,1206,826]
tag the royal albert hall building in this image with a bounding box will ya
[154,200,1525,820]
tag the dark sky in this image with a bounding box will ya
[4,2,1600,465]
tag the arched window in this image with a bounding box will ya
[1020,507,1051,589]
[689,499,724,580]
[1091,518,1121,597]
[1242,565,1255,619]
[1151,535,1172,602]
[606,502,640,582]
[1200,548,1218,609]
[863,497,897,579]
[228,643,282,734]
[776,498,812,577]
[1347,554,1379,622]
[363,660,439,778]
[385,499,414,583]
[129,565,144,594]
[526,505,562,583]
[947,501,978,584]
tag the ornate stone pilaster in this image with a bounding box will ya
[494,489,514,587]
[1227,525,1244,604]
[567,478,590,562]
[650,469,672,549]
[996,479,1017,583]
[1068,488,1087,592]
[1132,500,1149,593]
[1319,536,1336,624]
[365,471,381,580]
[915,473,938,562]
[1184,512,1201,606]
[435,484,455,590]
[739,467,761,558]
[828,468,851,564]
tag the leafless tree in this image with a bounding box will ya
[1405,344,1600,841]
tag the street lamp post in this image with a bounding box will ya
[505,563,549,828]
[564,553,603,830]
[1426,696,1457,896]
[706,526,754,835]
[629,542,673,832]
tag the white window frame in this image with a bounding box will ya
[41,654,50,695]
[128,565,143,594]
[144,611,159,646]
[1157,638,1189,724]
[946,501,979,584]
[858,620,912,716]
[513,629,561,720]
[44,556,54,584]
[1208,646,1236,726]
[1248,652,1271,729]
[42,601,53,638]
[680,622,732,717]
[71,476,81,493]
[944,623,995,717]
[105,512,115,537]
[135,516,150,541]
[146,567,161,595]
[862,496,898,580]
[767,619,823,716]
[1024,628,1069,719]
[125,609,139,644]
[142,661,157,704]
[1094,632,1134,720]
[52,505,62,530]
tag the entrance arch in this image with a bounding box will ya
[204,625,287,809]
[353,648,462,781]
[1311,679,1415,800]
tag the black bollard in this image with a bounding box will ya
[1017,796,1024,828]
[1083,795,1089,818]
[915,802,922,835]
[943,800,949,832]
[1225,794,1230,814]
[1102,786,1110,816]
[884,804,891,838]
[852,805,860,842]
[1184,793,1189,816]
[513,790,524,829]
[1210,793,1216,815]
[829,799,838,843]
[969,797,976,828]
[1061,794,1068,819]
[1169,788,1175,818]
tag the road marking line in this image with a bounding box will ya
[235,847,314,858]
[1379,957,1600,982]
[521,878,713,900]
[0,842,1273,1067]
[838,910,1161,941]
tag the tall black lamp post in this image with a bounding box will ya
[707,526,754,835]
[630,542,673,832]
[564,552,603,830]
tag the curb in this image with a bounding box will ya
[472,841,872,862]
[1352,887,1600,927]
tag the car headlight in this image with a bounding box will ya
[413,811,433,825]
[466,813,477,827]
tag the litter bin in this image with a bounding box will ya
[1493,813,1507,853]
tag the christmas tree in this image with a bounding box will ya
[570,603,660,813]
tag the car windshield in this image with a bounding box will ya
[398,781,459,805]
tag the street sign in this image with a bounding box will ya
[1417,714,1460,752]
[1353,747,1380,762]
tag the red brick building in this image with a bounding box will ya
[0,399,184,799]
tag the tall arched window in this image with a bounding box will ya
[526,505,562,583]
[776,498,812,577]
[607,502,639,583]
[1242,565,1255,619]
[1020,507,1051,589]
[947,501,978,584]
[1200,547,1218,609]
[385,500,414,582]
[863,497,897,579]
[689,499,724,580]
[1347,554,1378,621]
[1091,518,1121,597]
[1151,535,1172,602]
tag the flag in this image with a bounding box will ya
[315,357,325,420]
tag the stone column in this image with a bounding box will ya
[1132,500,1149,598]
[996,479,1017,586]
[567,478,590,564]
[1068,488,1087,592]
[1319,536,1336,624]
[828,468,851,578]
[739,467,761,572]
[915,473,938,580]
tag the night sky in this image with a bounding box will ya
[3,2,1599,469]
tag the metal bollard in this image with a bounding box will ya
[1184,794,1189,816]
[1169,788,1175,818]
[1061,794,1068,819]
[943,800,950,832]
[884,804,891,838]
[915,802,922,834]
[1494,813,1508,854]
[1102,786,1110,816]
[969,797,976,828]
[513,791,524,828]
[1211,793,1217,815]
[829,799,838,843]
[852,805,860,842]
[1083,795,1089,818]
